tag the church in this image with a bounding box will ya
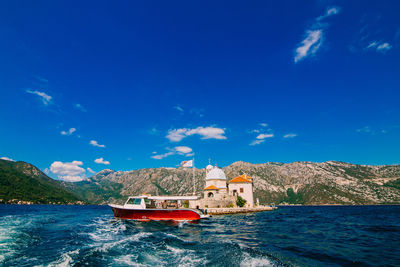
[190,164,255,209]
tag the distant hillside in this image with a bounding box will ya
[2,159,399,205]
[0,159,82,204]
[65,161,400,205]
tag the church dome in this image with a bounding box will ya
[206,164,213,170]
[205,167,226,180]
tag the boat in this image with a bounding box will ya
[109,195,210,221]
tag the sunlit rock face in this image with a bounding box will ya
[70,161,400,205]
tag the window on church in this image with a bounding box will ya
[240,188,244,193]
[208,192,214,198]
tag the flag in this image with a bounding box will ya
[180,160,193,168]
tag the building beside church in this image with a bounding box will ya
[190,165,255,209]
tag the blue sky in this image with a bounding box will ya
[1,1,399,181]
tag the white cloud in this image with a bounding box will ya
[49,160,86,182]
[1,156,15,162]
[317,6,341,21]
[187,127,226,140]
[367,41,378,49]
[256,134,274,139]
[90,140,105,148]
[74,103,87,112]
[26,90,52,105]
[175,146,193,154]
[250,133,274,146]
[366,41,392,53]
[294,6,340,63]
[284,133,298,138]
[250,139,265,146]
[151,146,194,160]
[259,123,268,127]
[151,151,175,160]
[87,167,96,174]
[61,128,76,136]
[377,42,392,52]
[94,157,110,165]
[166,126,227,142]
[59,175,86,182]
[166,128,188,142]
[294,30,323,63]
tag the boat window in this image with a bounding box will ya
[126,198,142,205]
[145,199,156,208]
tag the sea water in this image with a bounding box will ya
[0,205,399,266]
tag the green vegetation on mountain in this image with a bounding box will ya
[2,158,400,206]
[0,159,81,204]
[66,161,400,205]
[61,179,124,204]
[384,178,400,190]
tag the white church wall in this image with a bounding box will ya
[228,183,254,207]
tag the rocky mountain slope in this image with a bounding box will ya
[0,159,82,204]
[66,161,400,205]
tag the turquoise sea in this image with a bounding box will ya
[0,205,399,266]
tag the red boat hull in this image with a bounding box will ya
[111,206,202,221]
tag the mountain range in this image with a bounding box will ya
[1,159,400,205]
[0,159,80,204]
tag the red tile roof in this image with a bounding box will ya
[204,185,219,190]
[229,174,252,183]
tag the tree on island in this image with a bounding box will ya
[236,196,247,207]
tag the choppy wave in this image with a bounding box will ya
[1,205,400,266]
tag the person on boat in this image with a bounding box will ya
[162,200,168,209]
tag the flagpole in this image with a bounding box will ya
[192,158,195,196]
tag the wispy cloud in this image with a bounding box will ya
[26,90,52,105]
[366,41,392,53]
[356,126,373,134]
[294,6,340,63]
[260,123,268,127]
[151,146,194,160]
[294,30,323,63]
[256,134,274,139]
[87,167,96,174]
[74,103,87,112]
[89,140,105,148]
[151,151,175,160]
[316,7,341,21]
[249,139,265,146]
[174,106,184,113]
[49,160,86,182]
[94,157,110,165]
[356,126,388,135]
[1,156,15,162]
[284,133,298,138]
[250,133,274,146]
[61,128,76,136]
[175,146,193,154]
[166,126,226,142]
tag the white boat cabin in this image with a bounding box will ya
[123,195,200,209]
